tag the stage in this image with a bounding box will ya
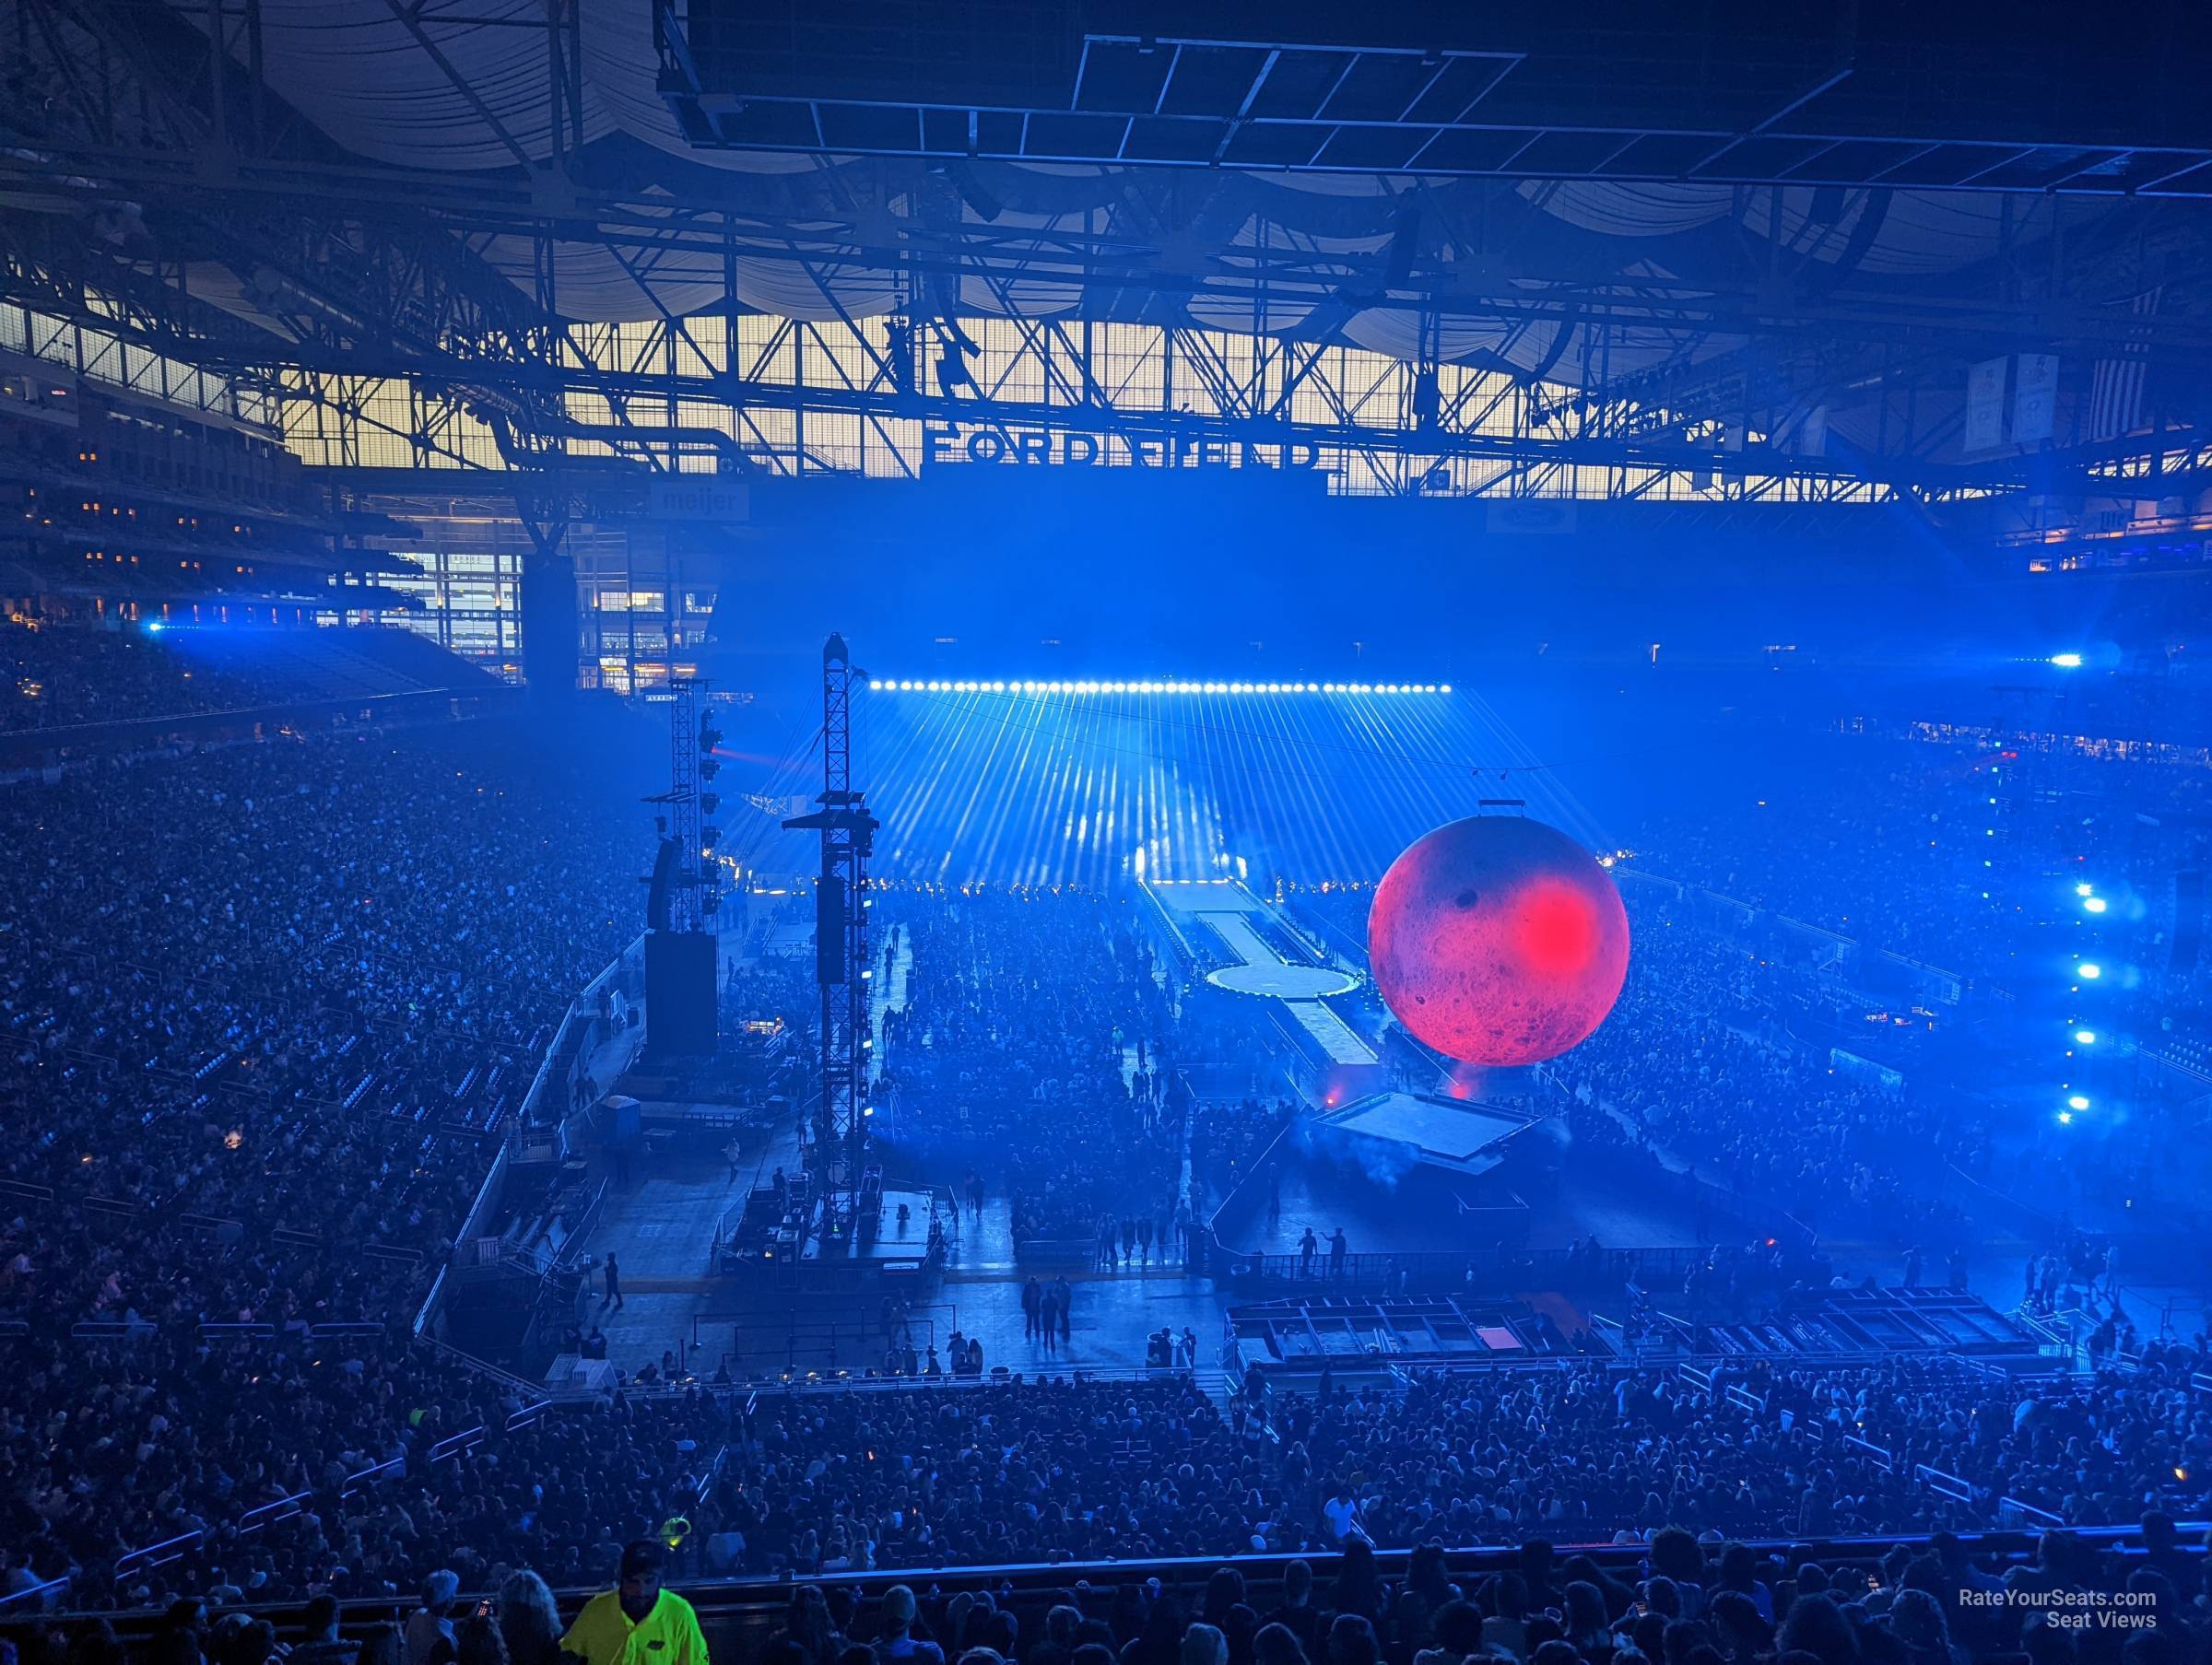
[1143,877,1388,1099]
[713,1182,945,1284]
[1318,1089,1543,1179]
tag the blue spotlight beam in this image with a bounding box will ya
[739,676,1614,888]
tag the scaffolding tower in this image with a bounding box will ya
[645,679,724,934]
[782,635,877,1236]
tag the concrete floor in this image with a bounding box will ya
[556,923,2206,1386]
[561,1128,2207,1389]
[569,1144,1225,1381]
[572,1075,1735,1388]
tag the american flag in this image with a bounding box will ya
[2088,287,2162,440]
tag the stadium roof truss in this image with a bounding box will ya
[3,0,2212,510]
[658,22,2212,199]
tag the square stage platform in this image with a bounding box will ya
[1315,1090,1543,1180]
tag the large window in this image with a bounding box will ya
[383,545,524,673]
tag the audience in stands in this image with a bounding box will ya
[1632,731,2212,975]
[1546,902,1989,1249]
[1,621,269,733]
[0,713,642,1609]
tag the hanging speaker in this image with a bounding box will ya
[817,875,847,985]
[645,931,718,1056]
[2172,870,2205,972]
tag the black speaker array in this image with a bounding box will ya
[646,930,719,1056]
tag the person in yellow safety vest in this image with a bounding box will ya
[559,1540,709,1665]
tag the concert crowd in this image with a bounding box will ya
[12,1359,2212,1643]
[2,707,642,1610]
[1,621,270,734]
[1631,733,2212,977]
[1543,909,1991,1251]
[5,629,2210,1659]
[872,891,1185,1251]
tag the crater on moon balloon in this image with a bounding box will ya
[1367,815,1630,1068]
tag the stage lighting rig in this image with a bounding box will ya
[782,634,879,1233]
[641,678,722,1056]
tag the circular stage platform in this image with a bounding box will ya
[1206,962,1360,997]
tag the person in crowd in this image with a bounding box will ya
[1323,1615,1379,1665]
[455,1618,510,1665]
[496,1572,566,1665]
[559,1542,707,1665]
[783,1586,840,1665]
[406,1574,463,1665]
[1321,1484,1364,1547]
[1331,1542,1383,1624]
[290,1597,359,1665]
[1182,1626,1228,1665]
[1393,1546,1459,1658]
[1883,1591,1962,1665]
[1262,1563,1321,1657]
[1776,1595,1859,1665]
[873,1587,942,1665]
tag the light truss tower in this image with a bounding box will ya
[666,680,702,932]
[782,635,877,1229]
[650,679,724,934]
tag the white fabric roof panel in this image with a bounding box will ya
[168,0,2126,376]
[181,0,816,175]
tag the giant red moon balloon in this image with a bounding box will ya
[1368,815,1630,1067]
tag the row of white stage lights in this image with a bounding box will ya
[870,679,1452,695]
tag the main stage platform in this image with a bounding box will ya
[1141,877,1387,1100]
[1208,1089,1551,1275]
[1317,1089,1544,1180]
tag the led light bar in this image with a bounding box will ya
[869,678,1453,695]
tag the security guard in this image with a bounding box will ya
[559,1540,709,1665]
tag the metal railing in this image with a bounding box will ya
[2000,1495,2066,1529]
[1913,1463,1976,1506]
[427,1334,562,1404]
[1838,1433,1895,1472]
[0,1572,74,1611]
[33,1517,2212,1625]
[1224,1242,1712,1292]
